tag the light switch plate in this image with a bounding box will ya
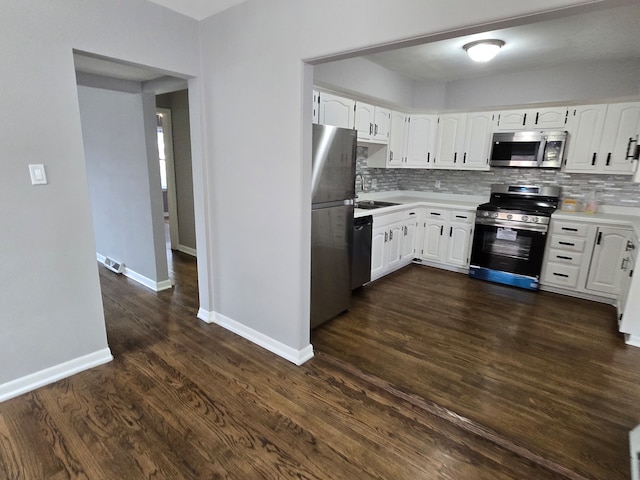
[29,164,47,185]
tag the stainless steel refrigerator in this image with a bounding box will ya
[311,124,357,329]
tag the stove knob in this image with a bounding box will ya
[531,217,538,223]
[506,214,513,220]
[491,212,498,219]
[522,215,529,222]
[483,211,490,217]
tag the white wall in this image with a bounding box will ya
[78,85,169,285]
[197,0,602,357]
[313,57,415,108]
[0,0,201,396]
[315,57,640,112]
[443,59,640,110]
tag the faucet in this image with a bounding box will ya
[355,173,365,198]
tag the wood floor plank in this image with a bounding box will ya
[2,249,639,479]
[313,265,640,480]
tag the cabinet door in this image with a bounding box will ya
[354,101,375,141]
[371,225,388,281]
[586,227,632,295]
[386,221,404,271]
[598,102,640,174]
[405,114,438,167]
[495,110,528,130]
[564,105,607,172]
[422,218,447,262]
[373,107,391,142]
[532,107,568,129]
[463,112,493,170]
[388,111,407,166]
[312,90,320,124]
[401,219,418,263]
[446,222,472,267]
[434,113,466,168]
[319,92,354,129]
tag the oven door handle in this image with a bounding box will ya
[475,218,548,233]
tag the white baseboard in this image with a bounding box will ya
[197,308,314,366]
[539,283,615,305]
[0,348,113,403]
[176,244,197,257]
[96,253,173,292]
[625,334,640,348]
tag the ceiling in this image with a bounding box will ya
[75,2,640,86]
[147,0,247,20]
[73,52,168,82]
[363,3,640,83]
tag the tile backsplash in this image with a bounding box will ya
[356,146,640,207]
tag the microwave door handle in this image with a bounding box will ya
[537,136,548,166]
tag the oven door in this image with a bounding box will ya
[469,218,548,289]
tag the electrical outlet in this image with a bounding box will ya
[371,178,377,189]
[435,180,441,189]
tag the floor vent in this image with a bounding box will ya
[631,425,640,480]
[103,257,124,274]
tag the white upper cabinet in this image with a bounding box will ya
[354,101,376,141]
[433,113,466,169]
[462,111,493,170]
[565,102,640,175]
[598,102,640,174]
[405,114,438,167]
[495,110,528,130]
[318,92,354,129]
[312,90,319,124]
[388,111,407,167]
[534,107,569,129]
[373,106,391,142]
[564,104,607,172]
[495,106,568,130]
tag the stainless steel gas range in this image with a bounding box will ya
[469,184,561,291]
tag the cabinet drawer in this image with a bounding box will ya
[551,221,589,237]
[404,209,419,220]
[546,248,583,266]
[543,263,580,288]
[426,208,449,220]
[549,236,586,252]
[450,210,474,223]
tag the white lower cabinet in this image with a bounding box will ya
[586,226,634,295]
[420,208,474,270]
[422,208,448,262]
[370,209,419,281]
[542,218,636,313]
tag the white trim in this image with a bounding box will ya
[157,108,180,251]
[539,284,615,305]
[96,253,173,292]
[0,348,113,403]
[177,244,197,257]
[197,309,314,366]
[625,334,640,348]
[630,424,640,480]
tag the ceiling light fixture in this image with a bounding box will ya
[463,39,505,62]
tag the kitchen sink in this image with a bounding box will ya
[355,200,400,210]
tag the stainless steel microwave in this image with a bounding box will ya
[489,131,567,168]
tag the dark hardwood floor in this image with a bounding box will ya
[313,265,640,480]
[0,251,638,479]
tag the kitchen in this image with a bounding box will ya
[309,2,640,329]
[2,0,640,478]
[309,4,640,478]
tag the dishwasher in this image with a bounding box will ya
[352,215,373,290]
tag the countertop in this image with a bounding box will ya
[354,190,488,218]
[552,206,640,238]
